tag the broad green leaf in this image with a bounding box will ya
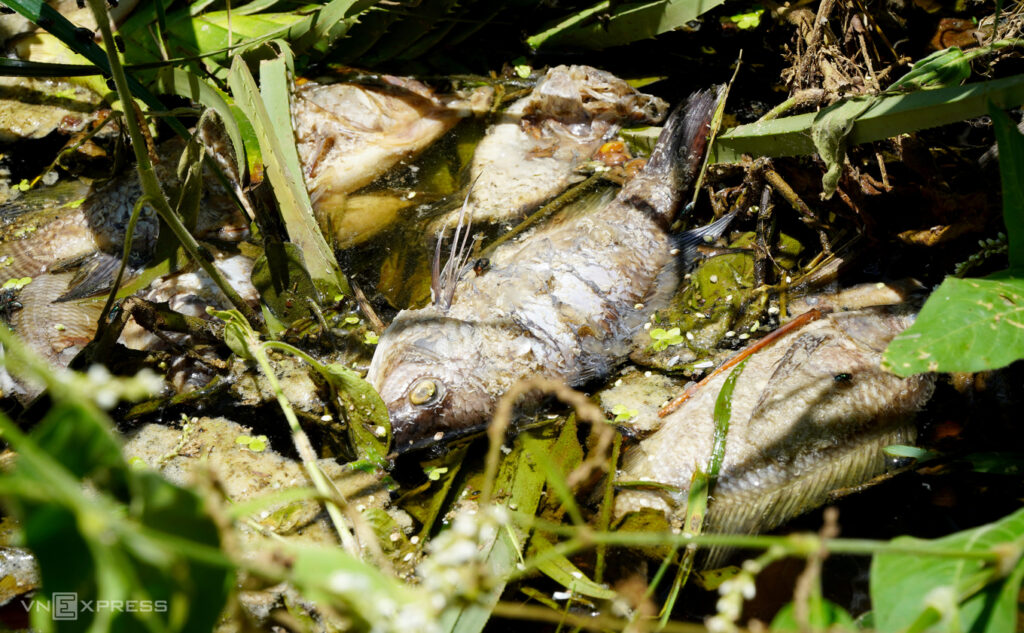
[884,106,1024,375]
[0,403,231,633]
[991,106,1024,269]
[882,275,1024,375]
[870,507,1024,633]
[710,72,1024,164]
[770,598,856,631]
[324,363,391,464]
[528,0,728,50]
[26,403,130,500]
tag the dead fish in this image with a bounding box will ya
[614,298,935,562]
[432,65,668,231]
[368,88,731,450]
[0,136,248,376]
[292,76,492,216]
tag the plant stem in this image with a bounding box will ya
[516,513,1012,564]
[250,343,360,556]
[85,0,259,324]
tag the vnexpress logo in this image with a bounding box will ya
[22,593,169,620]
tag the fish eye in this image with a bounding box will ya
[408,378,444,406]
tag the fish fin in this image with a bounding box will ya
[620,85,725,223]
[672,210,738,269]
[701,423,917,568]
[432,179,478,310]
[55,251,123,302]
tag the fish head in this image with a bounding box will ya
[368,309,498,451]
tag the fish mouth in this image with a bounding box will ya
[388,421,487,457]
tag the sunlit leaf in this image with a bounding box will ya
[870,507,1024,633]
[771,598,855,631]
[227,53,348,299]
[710,72,1024,164]
[528,0,727,50]
[324,364,391,464]
[883,276,1024,374]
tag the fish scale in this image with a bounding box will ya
[615,300,934,566]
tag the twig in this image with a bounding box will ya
[795,0,839,89]
[659,309,823,417]
[793,507,840,630]
[349,277,385,334]
[761,168,831,253]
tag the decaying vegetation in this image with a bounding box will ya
[0,0,1023,632]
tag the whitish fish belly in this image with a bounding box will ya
[432,65,667,231]
[614,304,935,553]
[292,77,490,216]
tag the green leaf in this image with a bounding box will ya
[439,428,554,633]
[810,96,875,199]
[888,47,970,92]
[770,598,856,631]
[210,307,258,360]
[0,57,98,77]
[0,403,231,633]
[287,543,428,628]
[961,452,1024,475]
[3,0,189,137]
[710,73,1024,164]
[323,364,391,464]
[227,53,348,300]
[870,507,1024,633]
[725,7,764,30]
[882,105,1024,375]
[528,0,729,51]
[529,532,617,600]
[991,106,1024,269]
[251,242,318,323]
[882,275,1024,375]
[884,444,939,462]
[157,67,248,181]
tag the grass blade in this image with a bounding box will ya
[710,73,1024,164]
[227,52,349,299]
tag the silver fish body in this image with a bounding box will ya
[293,76,491,216]
[368,89,722,449]
[614,301,935,559]
[432,65,668,231]
[0,138,247,378]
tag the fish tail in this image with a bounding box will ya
[620,86,724,223]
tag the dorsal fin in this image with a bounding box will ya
[673,210,738,269]
[431,184,477,310]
